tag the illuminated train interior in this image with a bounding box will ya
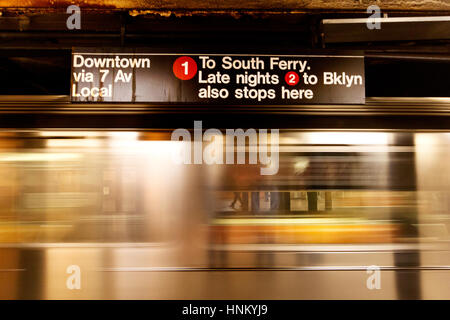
[0,124,450,299]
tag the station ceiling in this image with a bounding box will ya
[0,0,449,51]
[0,0,449,12]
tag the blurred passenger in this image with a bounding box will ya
[270,191,280,210]
[251,192,260,213]
[228,166,251,212]
[230,192,243,210]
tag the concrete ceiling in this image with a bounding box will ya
[0,0,449,11]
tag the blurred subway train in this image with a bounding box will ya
[1,99,450,299]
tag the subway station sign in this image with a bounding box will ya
[71,49,365,104]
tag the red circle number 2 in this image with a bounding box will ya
[285,71,300,86]
[173,56,198,80]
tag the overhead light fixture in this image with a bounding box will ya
[322,16,450,43]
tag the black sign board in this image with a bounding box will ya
[71,49,365,104]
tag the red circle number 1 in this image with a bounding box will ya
[173,56,198,80]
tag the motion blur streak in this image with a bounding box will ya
[0,130,450,299]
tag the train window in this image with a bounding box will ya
[0,130,449,249]
[0,131,203,244]
[208,131,428,246]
